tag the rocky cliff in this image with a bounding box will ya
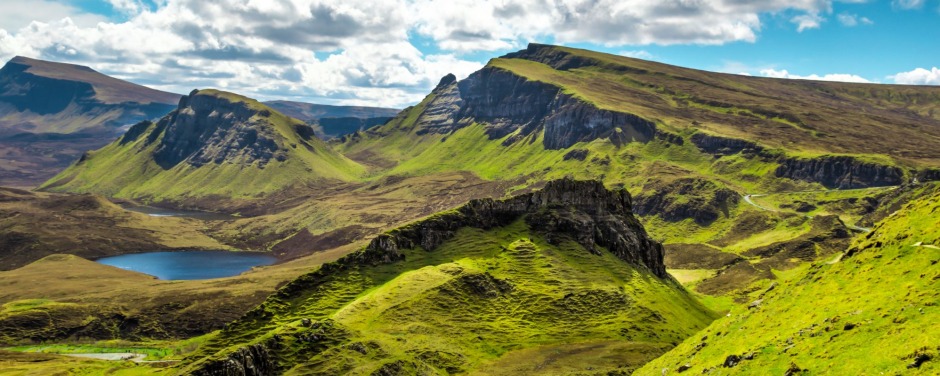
[355,178,667,278]
[690,133,766,156]
[191,343,277,376]
[775,156,905,189]
[408,65,656,149]
[42,88,364,202]
[276,179,668,303]
[148,90,286,168]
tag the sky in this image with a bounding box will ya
[0,0,938,108]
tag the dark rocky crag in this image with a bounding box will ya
[189,179,669,375]
[689,132,907,189]
[775,156,904,189]
[119,90,291,169]
[356,178,667,278]
[690,133,767,157]
[633,178,740,226]
[404,53,657,150]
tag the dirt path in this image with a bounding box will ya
[741,192,873,233]
[60,353,147,362]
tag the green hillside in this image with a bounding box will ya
[40,89,365,203]
[178,180,717,375]
[636,183,940,375]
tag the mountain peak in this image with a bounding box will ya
[435,73,457,89]
[150,88,299,169]
[44,88,366,201]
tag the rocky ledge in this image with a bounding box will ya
[355,178,667,278]
[775,156,904,189]
[409,51,657,150]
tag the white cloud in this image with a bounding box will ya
[618,50,654,60]
[837,13,873,26]
[892,0,925,9]
[108,0,147,14]
[890,67,940,85]
[0,1,105,31]
[760,68,872,83]
[0,0,857,107]
[791,13,824,32]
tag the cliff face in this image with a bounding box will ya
[145,90,286,169]
[775,156,905,189]
[357,178,667,278]
[690,133,766,156]
[689,132,910,189]
[191,343,276,376]
[411,67,656,149]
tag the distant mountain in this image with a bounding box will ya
[0,56,181,187]
[265,100,398,139]
[41,89,364,206]
[342,44,940,173]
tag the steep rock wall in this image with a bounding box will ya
[413,67,656,149]
[150,90,282,169]
[775,156,904,189]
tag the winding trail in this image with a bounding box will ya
[741,189,886,233]
[61,353,146,362]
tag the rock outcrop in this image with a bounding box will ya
[268,179,667,306]
[136,90,286,169]
[690,133,765,156]
[358,178,667,278]
[775,156,904,189]
[191,343,276,376]
[409,66,656,149]
[633,178,739,226]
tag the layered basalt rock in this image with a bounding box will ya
[410,66,656,149]
[690,133,765,156]
[191,343,276,376]
[352,178,667,279]
[140,90,285,169]
[775,156,904,189]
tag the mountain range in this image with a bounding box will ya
[0,44,938,375]
[0,57,398,188]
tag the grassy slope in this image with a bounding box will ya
[498,46,940,166]
[0,188,226,270]
[181,220,716,375]
[41,90,366,202]
[636,185,940,375]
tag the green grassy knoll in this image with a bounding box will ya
[637,184,940,375]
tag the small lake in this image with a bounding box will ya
[96,251,276,280]
[121,205,237,221]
